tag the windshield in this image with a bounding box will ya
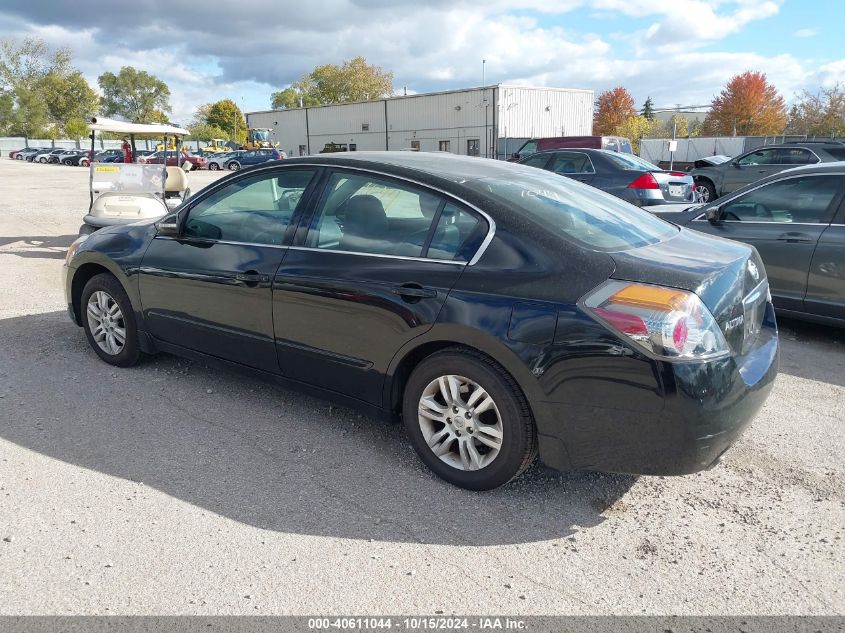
[90,162,166,199]
[252,129,271,142]
[603,152,661,171]
[464,167,677,252]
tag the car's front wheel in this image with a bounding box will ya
[402,349,537,490]
[80,274,142,367]
[695,179,717,203]
[227,161,240,171]
[208,162,219,171]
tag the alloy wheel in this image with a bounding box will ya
[417,374,504,471]
[694,184,710,202]
[86,291,126,355]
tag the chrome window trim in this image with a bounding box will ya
[287,246,467,265]
[184,160,497,266]
[154,236,288,250]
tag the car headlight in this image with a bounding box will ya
[65,234,89,266]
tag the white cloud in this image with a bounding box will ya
[793,28,817,38]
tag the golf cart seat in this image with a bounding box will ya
[164,166,191,207]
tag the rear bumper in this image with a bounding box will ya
[534,312,779,476]
[629,188,696,207]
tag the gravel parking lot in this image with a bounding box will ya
[0,158,842,615]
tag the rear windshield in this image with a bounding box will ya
[603,152,661,171]
[465,167,677,252]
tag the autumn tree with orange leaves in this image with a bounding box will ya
[593,87,636,135]
[703,71,787,136]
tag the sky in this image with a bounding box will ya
[0,0,840,125]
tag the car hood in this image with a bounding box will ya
[608,228,766,354]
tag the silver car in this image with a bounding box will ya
[206,151,243,171]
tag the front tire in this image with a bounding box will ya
[80,273,142,367]
[402,348,537,490]
[208,162,219,171]
[227,161,240,171]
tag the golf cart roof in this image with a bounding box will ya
[88,117,189,136]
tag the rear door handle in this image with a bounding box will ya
[776,232,813,244]
[393,284,437,299]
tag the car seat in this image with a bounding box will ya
[338,195,390,254]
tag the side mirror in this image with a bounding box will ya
[705,205,724,225]
[511,152,520,160]
[157,213,180,237]
[731,161,741,168]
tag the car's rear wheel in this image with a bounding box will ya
[402,349,537,490]
[80,159,90,167]
[695,179,716,203]
[208,162,219,171]
[228,161,240,171]
[80,274,142,368]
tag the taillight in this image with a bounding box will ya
[668,171,687,178]
[627,173,659,189]
[583,281,729,360]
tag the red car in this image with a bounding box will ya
[138,150,207,169]
[8,148,25,159]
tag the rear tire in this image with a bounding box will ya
[80,159,90,167]
[402,348,537,491]
[80,273,142,368]
[227,161,240,171]
[209,162,219,171]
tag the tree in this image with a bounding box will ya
[613,115,660,154]
[787,84,845,137]
[98,66,171,123]
[188,122,230,141]
[270,57,394,108]
[0,37,71,137]
[40,70,99,135]
[703,71,787,136]
[200,99,247,144]
[641,96,655,120]
[593,87,636,135]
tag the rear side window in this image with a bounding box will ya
[777,148,817,165]
[720,175,842,224]
[826,147,845,160]
[520,154,550,168]
[466,166,677,252]
[549,152,595,174]
[427,203,481,261]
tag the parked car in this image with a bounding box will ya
[652,162,845,326]
[34,149,68,163]
[48,149,84,164]
[15,148,46,161]
[510,136,633,161]
[139,150,207,170]
[206,151,243,171]
[225,148,283,171]
[690,142,845,203]
[94,149,124,162]
[27,149,56,162]
[518,148,695,206]
[63,152,777,490]
[8,148,25,159]
[63,151,91,167]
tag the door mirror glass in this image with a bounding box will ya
[705,206,724,224]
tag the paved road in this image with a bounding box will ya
[0,158,842,615]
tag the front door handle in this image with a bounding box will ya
[776,232,813,244]
[393,283,437,300]
[235,271,269,286]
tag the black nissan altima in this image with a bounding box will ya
[63,152,779,490]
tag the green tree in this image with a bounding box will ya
[200,99,247,144]
[98,66,171,123]
[0,36,72,137]
[270,57,393,108]
[614,115,662,154]
[188,122,230,141]
[787,84,845,137]
[40,70,99,135]
[640,96,655,120]
[64,118,89,138]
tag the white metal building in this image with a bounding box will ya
[245,85,593,160]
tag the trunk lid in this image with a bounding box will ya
[608,227,768,355]
[651,171,695,203]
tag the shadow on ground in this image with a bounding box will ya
[0,235,76,260]
[776,317,845,388]
[0,310,637,546]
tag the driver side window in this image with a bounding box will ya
[737,149,778,166]
[720,175,841,223]
[184,169,316,244]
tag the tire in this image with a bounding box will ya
[38,157,47,163]
[15,154,23,160]
[695,179,717,203]
[402,348,537,490]
[208,162,219,171]
[80,273,142,368]
[80,159,90,167]
[227,161,240,171]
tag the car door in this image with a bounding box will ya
[805,183,845,320]
[239,150,257,166]
[138,167,320,372]
[689,173,843,312]
[547,151,596,187]
[721,148,782,194]
[272,168,487,405]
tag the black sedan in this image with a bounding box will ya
[63,153,778,490]
[518,148,696,206]
[652,162,845,327]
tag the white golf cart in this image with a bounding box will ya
[80,117,193,236]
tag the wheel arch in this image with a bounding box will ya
[69,257,139,326]
[383,329,542,422]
